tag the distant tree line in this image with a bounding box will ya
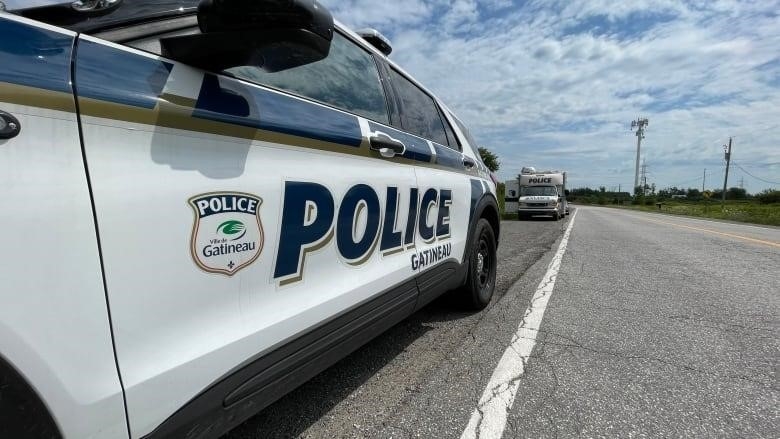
[569,186,779,205]
[568,187,632,205]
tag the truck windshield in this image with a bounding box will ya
[521,186,558,196]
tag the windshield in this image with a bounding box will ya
[521,186,558,196]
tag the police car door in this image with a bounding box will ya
[0,14,128,437]
[72,31,418,436]
[384,67,477,306]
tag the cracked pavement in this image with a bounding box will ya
[226,206,778,438]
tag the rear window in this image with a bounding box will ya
[452,116,480,149]
[388,68,449,145]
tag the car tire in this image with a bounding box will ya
[0,358,60,439]
[459,218,497,310]
[517,212,526,221]
[552,212,559,221]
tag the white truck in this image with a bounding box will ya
[505,167,569,220]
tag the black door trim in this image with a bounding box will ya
[415,259,466,310]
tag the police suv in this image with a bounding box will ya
[0,1,500,437]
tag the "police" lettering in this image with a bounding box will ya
[274,181,452,284]
[195,195,258,216]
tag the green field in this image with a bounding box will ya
[599,201,780,226]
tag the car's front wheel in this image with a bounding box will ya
[460,218,497,310]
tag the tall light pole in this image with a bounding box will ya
[722,137,732,204]
[702,168,706,192]
[631,117,649,193]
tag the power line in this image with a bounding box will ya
[732,162,780,185]
[668,175,703,187]
[735,160,780,167]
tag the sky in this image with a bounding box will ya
[323,0,780,194]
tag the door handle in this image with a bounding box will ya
[0,111,21,140]
[369,131,406,158]
[462,156,476,168]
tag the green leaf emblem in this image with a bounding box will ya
[217,220,245,235]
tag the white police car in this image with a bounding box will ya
[0,1,500,437]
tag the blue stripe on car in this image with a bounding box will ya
[366,121,433,162]
[0,17,73,93]
[432,143,463,170]
[469,179,485,223]
[193,74,362,147]
[74,39,173,109]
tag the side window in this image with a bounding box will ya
[439,109,460,150]
[453,116,480,150]
[228,32,389,123]
[388,68,449,146]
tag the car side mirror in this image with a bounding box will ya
[161,0,334,73]
[564,189,570,196]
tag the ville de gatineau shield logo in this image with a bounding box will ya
[189,192,264,276]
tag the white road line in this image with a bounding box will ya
[461,210,578,439]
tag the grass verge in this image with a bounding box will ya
[596,201,780,226]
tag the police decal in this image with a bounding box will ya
[273,181,453,285]
[189,192,264,276]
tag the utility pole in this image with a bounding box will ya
[739,177,744,189]
[640,159,648,195]
[702,168,706,192]
[631,117,649,193]
[722,137,732,204]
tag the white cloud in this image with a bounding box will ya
[441,0,479,28]
[322,0,780,192]
[326,0,435,30]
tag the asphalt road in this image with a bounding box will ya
[226,206,778,438]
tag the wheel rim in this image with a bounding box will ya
[475,235,492,290]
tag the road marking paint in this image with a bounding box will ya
[640,217,780,249]
[461,210,578,439]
